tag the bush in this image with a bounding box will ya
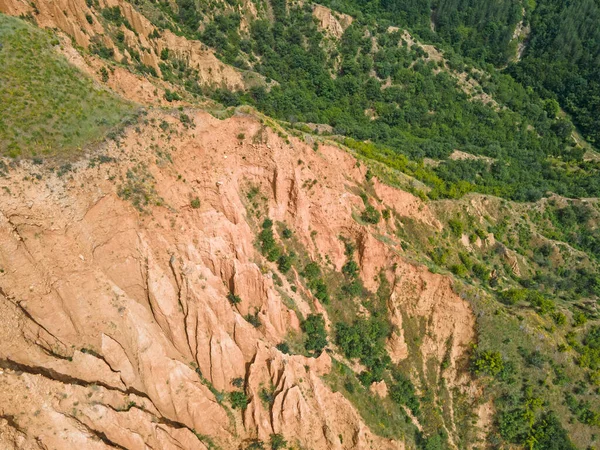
[450,264,468,277]
[312,279,330,303]
[276,342,290,354]
[245,440,265,450]
[277,254,292,273]
[472,349,504,377]
[335,317,390,382]
[259,386,275,406]
[303,262,321,280]
[190,197,200,208]
[341,279,363,298]
[448,218,463,236]
[302,314,327,356]
[473,263,490,281]
[573,311,588,327]
[99,66,109,82]
[231,377,244,388]
[258,224,281,262]
[230,390,249,409]
[342,260,359,278]
[552,312,567,326]
[459,252,473,270]
[361,205,381,224]
[245,312,261,328]
[499,288,527,306]
[389,372,420,416]
[227,292,241,305]
[526,291,555,314]
[269,434,287,450]
[164,89,182,102]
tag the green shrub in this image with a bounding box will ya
[259,386,275,406]
[302,314,327,356]
[341,279,363,298]
[573,311,588,327]
[99,66,109,82]
[499,288,527,306]
[473,263,490,281]
[229,390,249,409]
[164,89,182,102]
[448,218,464,236]
[190,197,200,208]
[277,254,292,273]
[244,440,265,450]
[459,252,474,270]
[472,349,504,377]
[311,278,330,303]
[342,260,359,278]
[258,224,281,262]
[430,247,449,266]
[552,312,567,326]
[450,264,468,277]
[361,205,381,224]
[269,434,287,450]
[389,371,420,416]
[335,317,390,382]
[245,312,261,328]
[303,262,321,280]
[227,292,241,305]
[231,377,244,388]
[526,291,555,314]
[276,342,290,354]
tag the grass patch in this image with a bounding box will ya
[0,14,135,158]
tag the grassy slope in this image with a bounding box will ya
[0,14,135,158]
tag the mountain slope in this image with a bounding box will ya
[0,1,598,449]
[0,106,483,449]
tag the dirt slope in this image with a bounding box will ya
[0,107,481,449]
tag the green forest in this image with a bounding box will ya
[156,0,600,202]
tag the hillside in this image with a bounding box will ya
[0,1,599,449]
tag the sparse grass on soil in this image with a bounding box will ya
[0,14,136,158]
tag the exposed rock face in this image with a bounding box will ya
[0,108,479,449]
[313,4,353,39]
[0,0,260,90]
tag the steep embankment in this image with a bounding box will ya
[0,108,480,449]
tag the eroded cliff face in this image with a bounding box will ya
[0,0,261,91]
[0,109,480,449]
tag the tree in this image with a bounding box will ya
[176,0,199,32]
[302,314,327,356]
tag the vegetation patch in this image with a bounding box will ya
[0,14,135,158]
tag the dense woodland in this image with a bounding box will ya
[165,0,600,202]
